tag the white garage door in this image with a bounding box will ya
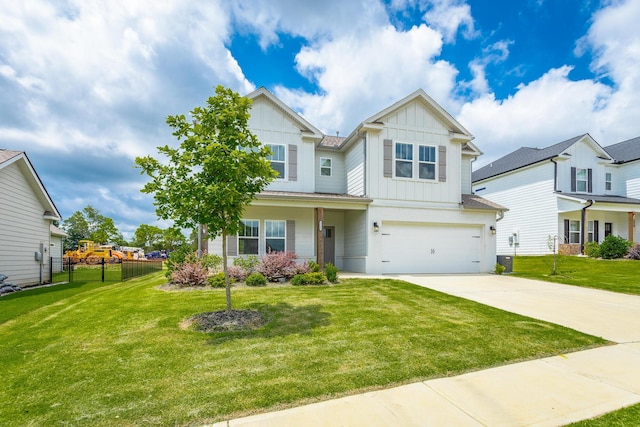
[381,223,483,274]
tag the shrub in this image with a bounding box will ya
[291,272,326,286]
[307,260,321,273]
[207,272,226,288]
[233,255,260,275]
[599,235,632,259]
[583,241,601,258]
[200,254,223,273]
[227,265,247,282]
[246,272,267,286]
[171,262,208,287]
[294,261,311,275]
[165,244,194,277]
[494,263,506,275]
[627,244,640,260]
[325,262,339,283]
[258,251,299,281]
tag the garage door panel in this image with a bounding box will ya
[381,223,482,274]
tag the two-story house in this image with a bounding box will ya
[209,88,505,274]
[472,134,640,256]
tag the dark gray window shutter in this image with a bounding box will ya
[594,220,599,243]
[587,168,593,193]
[571,167,576,192]
[286,220,295,253]
[383,139,392,177]
[288,144,297,181]
[438,145,447,182]
[564,219,570,243]
[227,235,237,256]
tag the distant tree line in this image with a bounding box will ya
[60,204,188,253]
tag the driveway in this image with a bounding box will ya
[393,274,640,343]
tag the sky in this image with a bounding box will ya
[2,0,640,240]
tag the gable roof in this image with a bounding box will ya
[0,149,61,221]
[472,134,610,182]
[247,87,324,142]
[605,136,640,164]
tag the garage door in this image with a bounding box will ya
[381,223,482,274]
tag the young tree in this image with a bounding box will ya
[162,226,187,251]
[134,224,164,250]
[136,85,277,311]
[61,205,124,250]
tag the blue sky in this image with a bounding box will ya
[1,0,639,240]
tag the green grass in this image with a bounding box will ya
[568,403,640,426]
[0,274,606,426]
[512,255,640,295]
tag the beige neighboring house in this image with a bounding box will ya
[0,149,62,286]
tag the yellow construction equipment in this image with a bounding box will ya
[63,240,125,264]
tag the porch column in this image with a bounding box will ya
[629,212,636,243]
[316,207,325,269]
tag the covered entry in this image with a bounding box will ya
[381,222,483,273]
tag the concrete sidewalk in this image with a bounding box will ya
[211,275,640,426]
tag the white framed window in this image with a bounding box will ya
[266,144,286,179]
[265,220,286,253]
[320,157,332,176]
[395,142,413,178]
[569,220,581,244]
[588,221,594,242]
[238,220,259,255]
[576,168,587,192]
[394,142,437,180]
[605,172,612,191]
[418,145,436,180]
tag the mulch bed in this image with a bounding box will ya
[183,309,268,332]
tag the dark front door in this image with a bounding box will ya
[323,226,335,265]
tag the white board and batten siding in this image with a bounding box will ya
[474,162,558,255]
[315,150,346,194]
[0,162,51,286]
[345,138,365,196]
[249,96,316,194]
[366,100,462,204]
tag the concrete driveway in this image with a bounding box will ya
[393,274,640,343]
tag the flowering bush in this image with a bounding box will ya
[258,251,299,281]
[627,244,640,260]
[227,265,247,282]
[171,262,208,287]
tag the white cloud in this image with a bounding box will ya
[422,0,477,43]
[274,23,457,135]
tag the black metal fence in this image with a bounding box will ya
[50,258,164,283]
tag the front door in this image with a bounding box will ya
[323,226,335,265]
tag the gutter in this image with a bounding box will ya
[580,199,594,254]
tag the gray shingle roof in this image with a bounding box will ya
[472,134,587,182]
[461,194,508,211]
[605,136,640,164]
[0,149,22,165]
[318,135,346,148]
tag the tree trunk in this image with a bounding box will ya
[222,228,232,312]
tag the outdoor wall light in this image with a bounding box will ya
[490,226,496,234]
[318,220,323,231]
[373,222,380,232]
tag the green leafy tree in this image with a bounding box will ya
[136,85,277,311]
[162,226,187,251]
[134,224,164,251]
[61,205,124,250]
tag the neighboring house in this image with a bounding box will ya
[209,88,505,274]
[472,134,640,256]
[0,149,62,286]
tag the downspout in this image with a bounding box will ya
[580,199,594,254]
[550,158,558,192]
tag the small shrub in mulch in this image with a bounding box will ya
[183,310,267,332]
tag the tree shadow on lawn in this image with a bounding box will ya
[204,302,331,345]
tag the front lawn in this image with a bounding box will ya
[512,255,640,295]
[0,273,606,426]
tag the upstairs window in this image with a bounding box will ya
[238,220,259,255]
[394,142,437,180]
[265,220,285,253]
[418,146,436,180]
[320,157,332,176]
[605,172,612,191]
[395,143,413,178]
[576,168,587,192]
[266,144,285,179]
